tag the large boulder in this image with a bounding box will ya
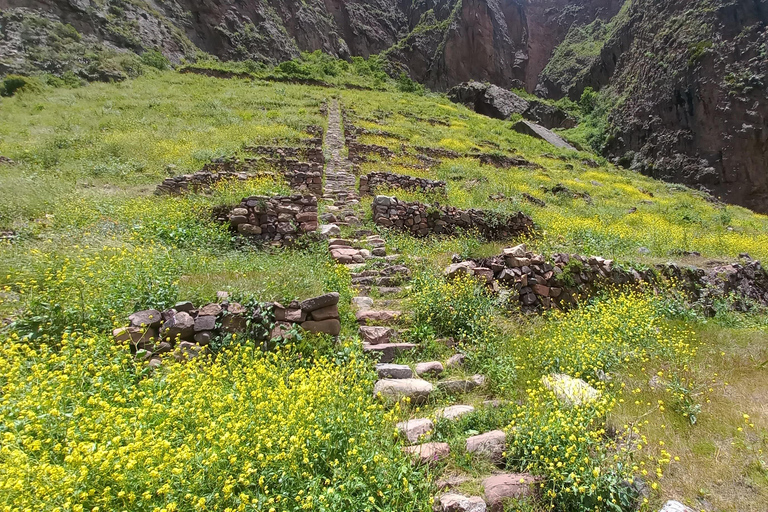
[129,309,162,329]
[448,81,528,120]
[373,378,433,404]
[512,120,576,150]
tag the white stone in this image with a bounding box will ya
[437,405,475,420]
[541,373,600,407]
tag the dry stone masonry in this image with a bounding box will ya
[447,244,768,313]
[227,194,318,244]
[359,172,446,196]
[116,292,342,367]
[373,195,534,240]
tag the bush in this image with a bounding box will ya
[139,49,170,71]
[396,72,425,94]
[0,75,41,97]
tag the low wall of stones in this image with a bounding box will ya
[447,244,768,313]
[115,292,341,367]
[227,194,318,244]
[372,195,534,240]
[359,172,446,196]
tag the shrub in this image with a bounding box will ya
[396,72,425,94]
[140,49,171,71]
[0,75,41,97]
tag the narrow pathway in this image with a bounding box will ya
[323,99,360,225]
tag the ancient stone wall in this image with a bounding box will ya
[359,172,446,196]
[447,244,768,313]
[227,194,318,244]
[372,195,534,240]
[115,292,341,367]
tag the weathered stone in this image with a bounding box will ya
[198,303,222,316]
[194,315,216,332]
[373,378,432,404]
[376,363,413,379]
[220,313,247,333]
[352,296,374,311]
[446,353,466,368]
[502,244,528,258]
[397,418,434,444]
[415,361,444,377]
[364,342,417,363]
[355,309,401,324]
[299,292,340,312]
[472,267,494,283]
[482,474,538,511]
[173,301,195,312]
[307,303,336,320]
[445,261,476,278]
[466,430,506,462]
[284,308,306,322]
[301,319,341,336]
[541,373,600,407]
[437,405,475,420]
[193,331,212,345]
[438,375,485,394]
[161,311,195,341]
[434,493,487,512]
[113,326,158,350]
[402,442,450,465]
[129,309,162,329]
[359,325,394,345]
[512,120,576,150]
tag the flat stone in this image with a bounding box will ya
[438,375,485,394]
[355,309,401,324]
[437,405,475,421]
[198,303,222,316]
[320,224,341,237]
[299,292,340,312]
[466,430,506,462]
[301,319,341,336]
[359,325,394,345]
[482,473,538,512]
[397,418,434,444]
[415,361,444,377]
[373,378,432,404]
[310,304,338,321]
[173,301,195,312]
[129,309,162,329]
[512,120,576,150]
[364,342,417,363]
[444,261,476,278]
[502,244,527,258]
[434,493,487,512]
[541,373,600,407]
[402,442,450,465]
[436,475,472,491]
[376,363,413,379]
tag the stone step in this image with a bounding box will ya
[433,493,486,512]
[415,361,444,377]
[437,374,486,394]
[363,342,416,363]
[359,325,397,344]
[355,309,402,325]
[466,430,506,463]
[375,363,412,379]
[482,473,538,512]
[373,378,432,403]
[436,404,475,420]
[402,442,450,465]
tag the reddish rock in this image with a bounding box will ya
[309,304,338,321]
[301,319,341,336]
[198,303,222,316]
[397,418,434,444]
[434,493,487,512]
[415,361,444,377]
[482,474,538,511]
[466,430,506,462]
[128,309,162,329]
[355,309,401,325]
[359,325,394,345]
[299,292,340,312]
[402,442,450,465]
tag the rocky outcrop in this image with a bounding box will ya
[512,120,576,150]
[448,81,577,129]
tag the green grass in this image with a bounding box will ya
[0,71,767,511]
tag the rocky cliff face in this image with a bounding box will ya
[1,0,766,212]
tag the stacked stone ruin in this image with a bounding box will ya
[359,172,446,196]
[372,195,534,240]
[115,292,341,367]
[227,194,318,244]
[446,244,768,313]
[155,126,325,196]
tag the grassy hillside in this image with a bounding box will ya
[1,72,767,511]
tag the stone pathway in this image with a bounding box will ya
[322,99,361,226]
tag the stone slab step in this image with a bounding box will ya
[396,418,434,444]
[375,363,412,379]
[373,378,432,403]
[364,342,416,363]
[355,309,402,325]
[402,442,450,465]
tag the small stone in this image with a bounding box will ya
[173,301,195,312]
[352,296,374,311]
[174,341,206,362]
[659,501,695,512]
[415,361,444,377]
[373,378,432,404]
[359,325,394,345]
[301,319,341,336]
[364,342,417,363]
[372,247,386,257]
[198,303,222,316]
[376,363,413,379]
[466,430,506,462]
[194,315,216,332]
[502,244,527,258]
[446,353,466,368]
[402,442,450,465]
[129,309,162,329]
[193,332,212,345]
[434,493,487,512]
[482,474,538,511]
[161,311,195,341]
[397,418,434,444]
[299,292,340,312]
[437,405,474,420]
